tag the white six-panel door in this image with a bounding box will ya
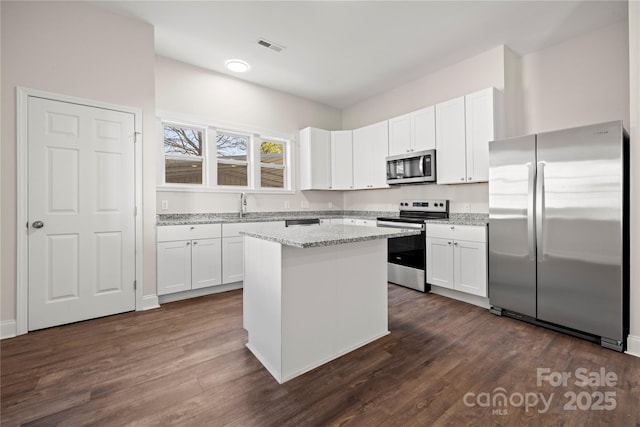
[27,96,136,330]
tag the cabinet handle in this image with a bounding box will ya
[468,177,472,180]
[193,241,198,245]
[186,242,191,246]
[190,226,195,230]
[454,242,458,246]
[460,177,465,181]
[448,241,452,245]
[450,226,455,230]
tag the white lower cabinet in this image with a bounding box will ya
[222,236,244,284]
[157,224,223,296]
[426,224,487,297]
[192,238,223,289]
[157,240,193,295]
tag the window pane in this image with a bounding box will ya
[261,166,284,188]
[218,163,247,186]
[164,125,202,156]
[165,158,203,184]
[260,141,284,165]
[217,133,248,162]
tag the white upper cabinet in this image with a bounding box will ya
[330,130,353,190]
[299,127,331,190]
[388,106,436,156]
[388,114,412,155]
[436,87,501,184]
[435,96,467,184]
[353,120,389,190]
[465,88,498,183]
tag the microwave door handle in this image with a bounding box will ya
[418,156,425,176]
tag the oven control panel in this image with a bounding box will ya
[399,199,449,213]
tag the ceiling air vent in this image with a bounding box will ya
[257,38,285,53]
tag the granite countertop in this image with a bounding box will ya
[157,211,488,227]
[240,224,422,248]
[156,210,384,226]
[425,213,489,227]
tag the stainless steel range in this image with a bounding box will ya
[377,200,449,292]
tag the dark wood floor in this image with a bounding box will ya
[2,285,639,426]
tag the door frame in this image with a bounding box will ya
[16,87,144,335]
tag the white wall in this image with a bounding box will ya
[1,1,157,323]
[627,1,640,356]
[521,21,630,134]
[342,46,506,130]
[155,56,344,213]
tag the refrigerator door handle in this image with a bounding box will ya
[536,161,546,262]
[526,162,536,261]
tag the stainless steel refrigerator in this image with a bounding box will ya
[488,121,629,351]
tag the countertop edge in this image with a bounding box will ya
[240,227,422,248]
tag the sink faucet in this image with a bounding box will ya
[240,192,247,218]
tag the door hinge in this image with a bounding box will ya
[134,206,138,216]
[134,280,137,290]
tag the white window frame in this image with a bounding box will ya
[160,121,208,187]
[215,129,252,190]
[257,137,289,190]
[157,117,294,193]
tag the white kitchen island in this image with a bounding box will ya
[241,224,421,384]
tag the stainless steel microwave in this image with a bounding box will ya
[386,149,436,185]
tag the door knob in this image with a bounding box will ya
[32,221,44,229]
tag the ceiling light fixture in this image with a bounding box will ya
[225,59,250,73]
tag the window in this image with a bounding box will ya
[163,124,204,184]
[159,119,292,192]
[216,131,249,187]
[260,140,285,188]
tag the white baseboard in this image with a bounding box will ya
[1,320,17,339]
[158,282,242,305]
[626,334,640,357]
[429,285,491,309]
[140,294,160,311]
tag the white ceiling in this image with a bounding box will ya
[94,1,628,109]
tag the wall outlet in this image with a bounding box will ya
[284,200,290,209]
[161,200,169,210]
[463,203,471,213]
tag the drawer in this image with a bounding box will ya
[222,221,285,237]
[157,224,222,242]
[426,224,486,242]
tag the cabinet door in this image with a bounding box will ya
[222,236,244,284]
[157,241,192,295]
[426,237,454,289]
[299,127,331,190]
[465,88,495,183]
[453,240,487,297]
[330,130,353,190]
[192,238,222,289]
[412,106,436,151]
[436,96,467,184]
[388,113,412,155]
[369,120,390,189]
[352,126,371,190]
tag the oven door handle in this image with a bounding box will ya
[376,220,425,230]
